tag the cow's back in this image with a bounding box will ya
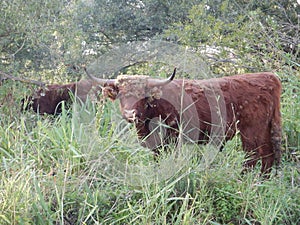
[176,72,281,127]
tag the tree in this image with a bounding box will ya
[76,0,202,43]
[164,0,299,74]
[0,0,87,82]
[0,0,202,81]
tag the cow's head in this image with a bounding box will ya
[87,68,176,123]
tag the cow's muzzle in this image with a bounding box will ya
[123,109,139,123]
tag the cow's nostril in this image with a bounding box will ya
[123,109,138,123]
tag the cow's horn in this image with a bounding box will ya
[84,67,115,86]
[148,68,176,87]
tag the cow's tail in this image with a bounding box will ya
[271,94,282,169]
[271,118,282,169]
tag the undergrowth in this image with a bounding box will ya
[0,74,300,224]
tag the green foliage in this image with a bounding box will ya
[1,0,201,81]
[280,70,300,155]
[77,0,201,42]
[164,0,299,74]
[211,182,242,223]
[0,0,300,224]
[0,0,84,74]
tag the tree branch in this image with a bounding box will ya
[0,71,46,86]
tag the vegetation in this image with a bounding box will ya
[1,0,299,224]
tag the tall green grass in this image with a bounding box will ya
[0,76,300,224]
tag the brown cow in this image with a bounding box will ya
[22,79,102,115]
[88,69,283,176]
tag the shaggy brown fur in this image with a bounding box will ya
[102,72,282,175]
[22,79,102,115]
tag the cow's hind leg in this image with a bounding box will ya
[240,130,257,167]
[241,138,275,178]
[255,126,280,178]
[240,131,274,177]
[261,149,275,178]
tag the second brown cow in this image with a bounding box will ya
[23,79,101,115]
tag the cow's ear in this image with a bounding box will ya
[102,85,118,100]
